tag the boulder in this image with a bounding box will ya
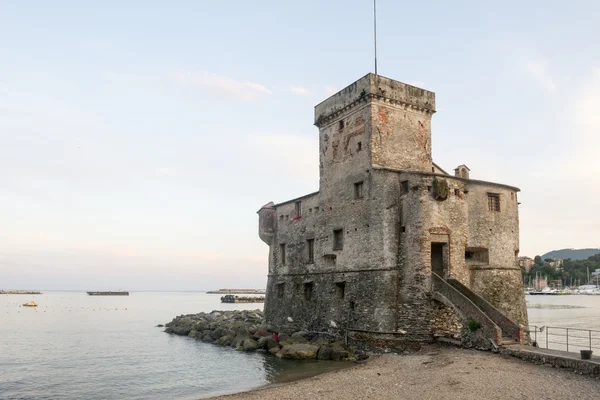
[243,338,259,351]
[173,326,191,336]
[188,330,197,337]
[277,344,319,359]
[257,336,270,349]
[269,345,281,355]
[330,346,350,361]
[317,345,333,360]
[156,324,164,328]
[210,328,223,340]
[266,337,279,350]
[201,334,213,342]
[218,335,234,346]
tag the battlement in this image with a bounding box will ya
[314,73,435,127]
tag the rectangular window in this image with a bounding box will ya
[488,193,500,212]
[295,201,302,217]
[335,282,345,299]
[333,229,344,250]
[454,189,460,196]
[354,181,364,199]
[276,283,285,298]
[401,180,409,194]
[306,239,315,263]
[279,243,286,265]
[465,247,489,265]
[304,282,314,301]
[357,141,362,152]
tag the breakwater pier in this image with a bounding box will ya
[220,295,265,303]
[163,309,363,361]
[0,290,42,295]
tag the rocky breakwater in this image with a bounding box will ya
[163,310,364,361]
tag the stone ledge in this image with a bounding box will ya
[501,345,600,377]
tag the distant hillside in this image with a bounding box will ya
[541,248,600,261]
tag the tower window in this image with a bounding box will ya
[306,239,315,263]
[357,142,362,152]
[304,282,314,301]
[335,282,346,299]
[487,193,500,212]
[295,201,301,217]
[339,120,344,130]
[333,229,344,250]
[401,180,409,194]
[354,181,364,199]
[454,189,460,196]
[279,243,286,265]
[276,283,285,298]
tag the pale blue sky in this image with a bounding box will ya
[1,1,599,290]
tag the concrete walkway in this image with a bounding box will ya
[501,344,600,377]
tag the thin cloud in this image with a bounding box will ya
[524,57,557,93]
[289,85,311,95]
[172,69,271,101]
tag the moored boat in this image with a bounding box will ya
[22,301,38,307]
[87,290,129,296]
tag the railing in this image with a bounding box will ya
[527,325,600,353]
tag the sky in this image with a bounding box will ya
[1,1,599,291]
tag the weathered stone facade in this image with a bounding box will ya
[258,73,528,346]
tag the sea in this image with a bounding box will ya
[0,292,347,400]
[2,292,600,400]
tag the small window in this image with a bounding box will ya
[465,247,489,265]
[339,120,344,130]
[354,181,364,199]
[357,142,362,152]
[401,180,409,194]
[279,243,286,265]
[304,282,314,301]
[488,193,500,212]
[454,189,460,196]
[295,201,302,217]
[333,229,344,250]
[276,283,285,298]
[335,282,345,299]
[307,239,315,263]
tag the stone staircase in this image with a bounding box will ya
[431,272,524,348]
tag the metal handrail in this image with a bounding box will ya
[526,325,600,353]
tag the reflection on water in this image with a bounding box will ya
[0,292,349,400]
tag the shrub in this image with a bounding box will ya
[467,318,481,331]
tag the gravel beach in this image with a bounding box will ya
[210,345,600,400]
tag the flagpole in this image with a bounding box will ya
[374,0,378,75]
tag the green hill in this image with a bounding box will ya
[541,248,600,261]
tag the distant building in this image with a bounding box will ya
[518,256,534,272]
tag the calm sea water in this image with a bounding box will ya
[0,292,346,400]
[526,294,600,351]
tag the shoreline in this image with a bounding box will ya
[206,344,600,400]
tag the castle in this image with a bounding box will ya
[258,73,528,347]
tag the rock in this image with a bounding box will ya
[243,338,259,351]
[269,345,281,355]
[209,328,223,340]
[277,344,319,359]
[201,334,213,342]
[311,336,331,346]
[156,324,164,328]
[173,326,191,335]
[317,345,333,360]
[188,330,197,337]
[266,337,279,350]
[257,336,270,349]
[218,335,233,346]
[330,346,350,361]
